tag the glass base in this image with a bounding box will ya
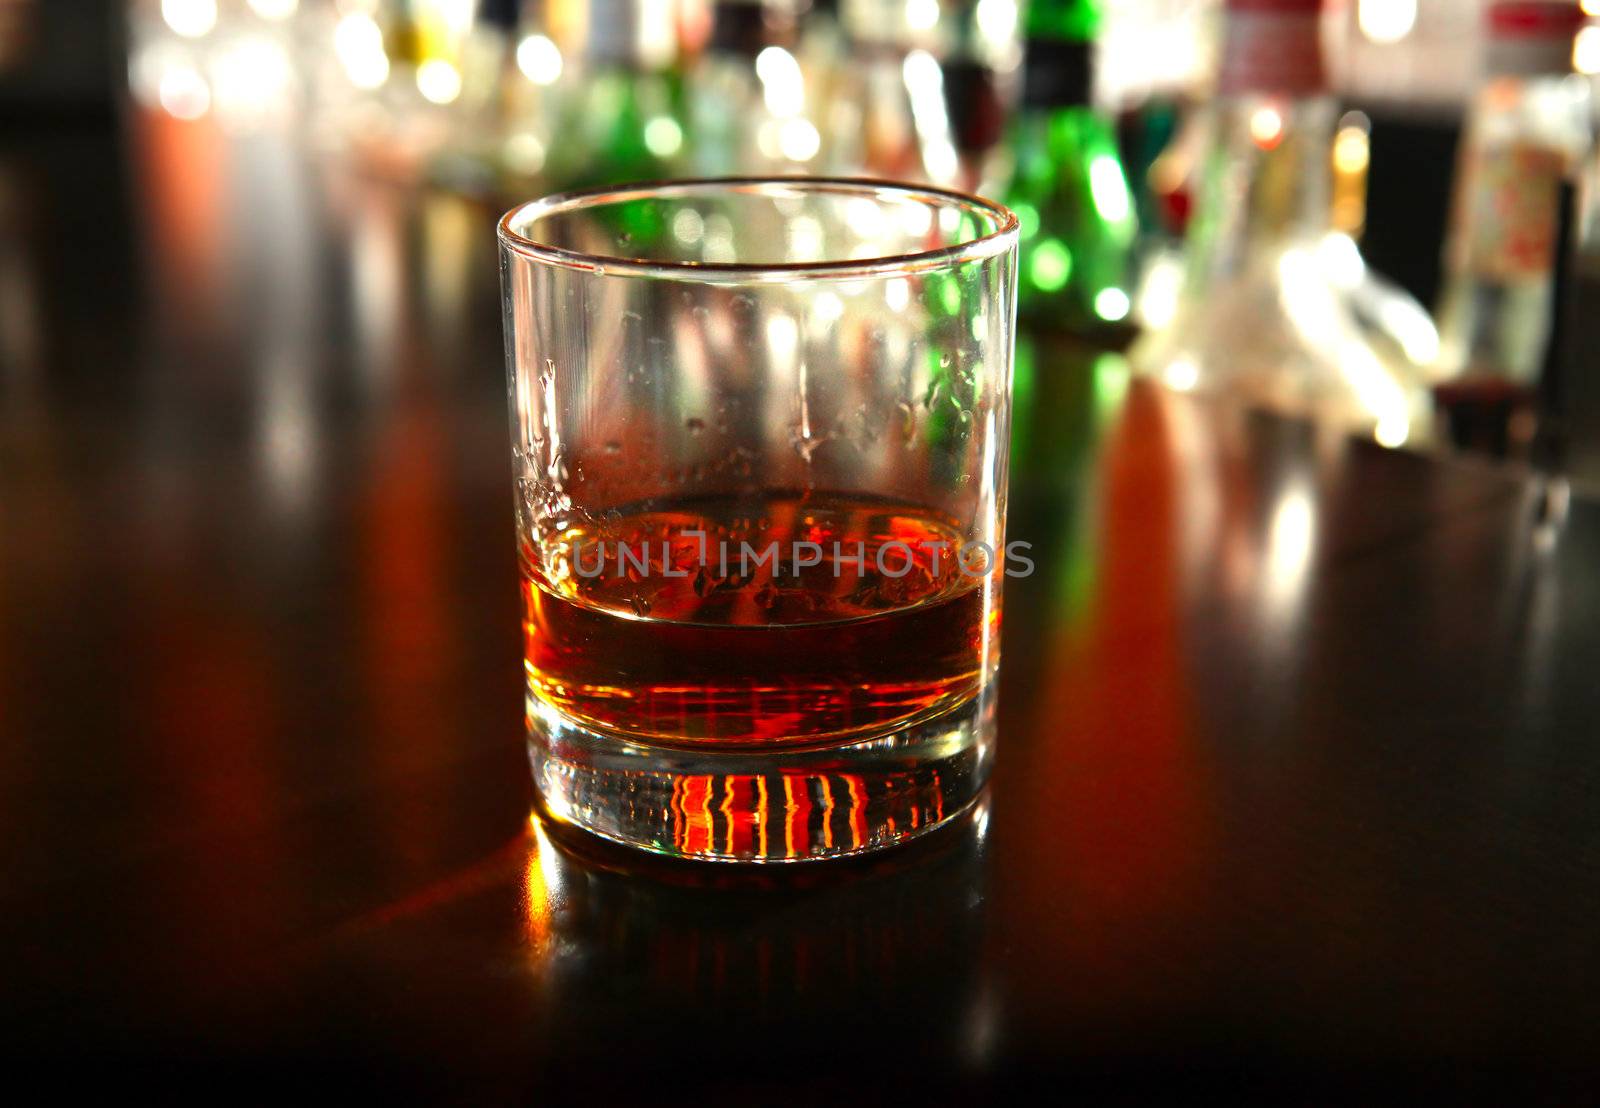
[528,695,994,863]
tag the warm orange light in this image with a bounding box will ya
[524,816,555,955]
[1250,106,1285,150]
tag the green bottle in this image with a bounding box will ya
[540,0,688,192]
[1003,0,1136,330]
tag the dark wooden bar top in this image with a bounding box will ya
[3,113,1598,1099]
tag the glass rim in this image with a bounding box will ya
[497,176,1020,283]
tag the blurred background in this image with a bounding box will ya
[2,0,1598,471]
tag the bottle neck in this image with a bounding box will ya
[1019,38,1093,110]
[1186,95,1338,281]
[577,0,680,69]
[707,0,798,57]
[1023,0,1102,42]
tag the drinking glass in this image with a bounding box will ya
[499,178,1019,861]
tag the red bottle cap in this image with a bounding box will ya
[1488,1,1587,38]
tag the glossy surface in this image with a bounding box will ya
[4,114,1600,1094]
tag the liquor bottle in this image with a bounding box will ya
[1129,0,1429,446]
[796,0,853,166]
[1435,2,1590,393]
[1548,171,1600,492]
[830,0,962,184]
[538,0,687,190]
[380,0,478,98]
[1001,0,1137,330]
[495,0,566,184]
[941,0,1022,194]
[684,0,822,175]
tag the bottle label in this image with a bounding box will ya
[1459,141,1567,279]
[1219,4,1327,96]
[1485,37,1579,77]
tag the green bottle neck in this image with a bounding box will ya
[1018,0,1102,109]
[1020,40,1092,110]
[1023,0,1102,42]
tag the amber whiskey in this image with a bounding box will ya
[521,491,995,749]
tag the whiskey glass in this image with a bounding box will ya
[499,178,1018,861]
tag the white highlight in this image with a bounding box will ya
[779,118,821,162]
[906,0,941,33]
[416,59,462,105]
[158,64,211,119]
[335,14,390,90]
[517,35,564,86]
[247,0,298,20]
[1164,358,1200,391]
[1358,0,1417,45]
[162,0,217,38]
[1576,27,1600,75]
[755,46,805,117]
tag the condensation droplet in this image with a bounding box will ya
[603,440,622,454]
[685,417,705,435]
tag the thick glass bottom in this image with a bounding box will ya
[528,693,994,863]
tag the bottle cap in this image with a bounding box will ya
[708,0,798,55]
[1219,0,1327,96]
[1489,1,1587,37]
[1486,1,1584,75]
[1225,0,1323,11]
[578,0,679,67]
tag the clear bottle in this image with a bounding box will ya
[829,0,962,184]
[1435,1,1590,389]
[492,1,567,185]
[1129,0,1431,446]
[684,0,823,176]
